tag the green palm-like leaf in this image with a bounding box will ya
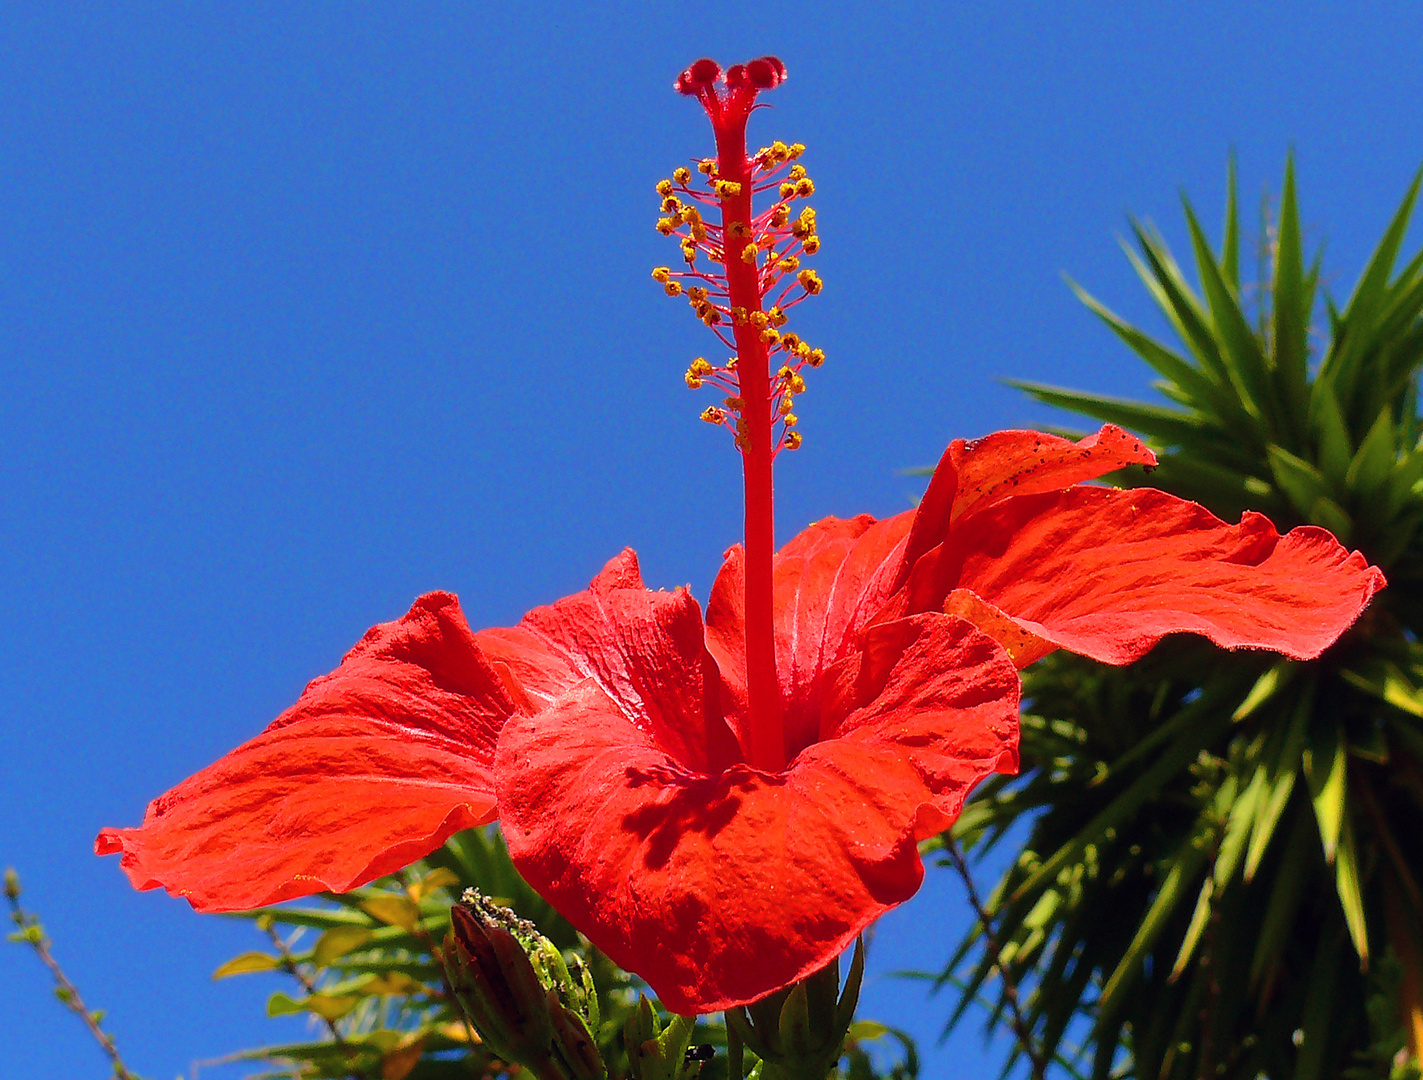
[944,159,1423,1079]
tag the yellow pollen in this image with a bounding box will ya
[798,269,823,295]
[690,222,708,242]
[768,306,788,327]
[741,243,760,266]
[771,205,790,227]
[783,412,798,427]
[689,357,714,376]
[664,281,683,297]
[688,286,709,302]
[780,332,801,351]
[662,195,683,213]
[749,311,770,330]
[702,309,722,326]
[777,255,800,273]
[779,182,796,200]
[700,405,726,424]
[724,396,744,410]
[673,167,691,184]
[779,394,794,415]
[789,143,806,159]
[651,266,671,283]
[730,306,748,325]
[801,236,821,254]
[761,327,781,345]
[697,159,716,175]
[808,348,825,367]
[795,341,812,361]
[726,355,739,370]
[683,206,702,225]
[795,178,815,197]
[785,431,803,450]
[685,373,702,389]
[788,373,806,394]
[729,221,751,239]
[789,164,807,181]
[656,179,674,197]
[656,218,676,236]
[714,180,743,198]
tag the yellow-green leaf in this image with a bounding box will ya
[1335,819,1369,964]
[406,867,460,903]
[312,926,374,968]
[267,991,361,1022]
[213,951,283,979]
[381,1037,427,1080]
[1306,733,1348,863]
[360,895,422,931]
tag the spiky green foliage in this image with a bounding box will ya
[939,159,1423,1079]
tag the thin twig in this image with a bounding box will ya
[4,868,144,1080]
[261,920,369,1080]
[942,840,1050,1080]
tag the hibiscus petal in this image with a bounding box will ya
[903,425,1157,574]
[706,515,912,758]
[479,549,740,774]
[495,613,1018,1014]
[95,593,507,911]
[952,486,1387,664]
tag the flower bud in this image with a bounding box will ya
[725,938,864,1080]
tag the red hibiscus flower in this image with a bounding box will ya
[98,57,1385,1016]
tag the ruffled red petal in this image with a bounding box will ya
[706,515,912,759]
[95,593,509,911]
[479,549,741,774]
[952,487,1387,663]
[495,613,1018,1014]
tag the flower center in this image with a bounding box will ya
[654,57,825,772]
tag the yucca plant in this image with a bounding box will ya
[940,160,1423,1079]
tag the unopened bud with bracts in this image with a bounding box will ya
[444,890,607,1078]
[725,937,864,1080]
[624,997,704,1080]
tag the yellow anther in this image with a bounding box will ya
[795,178,815,197]
[656,179,674,197]
[798,269,823,295]
[652,266,672,283]
[770,205,790,227]
[788,373,806,394]
[681,240,698,264]
[785,431,803,450]
[724,396,744,411]
[808,348,825,367]
[788,164,807,181]
[702,308,722,326]
[691,358,715,376]
[768,306,788,327]
[783,412,798,427]
[688,286,709,302]
[801,236,821,255]
[700,405,726,424]
[685,373,702,389]
[673,167,691,184]
[730,306,748,325]
[697,159,716,175]
[683,206,702,225]
[726,355,739,370]
[779,182,797,200]
[656,217,676,236]
[761,327,781,345]
[780,394,795,415]
[662,195,683,213]
[800,207,817,223]
[795,341,812,361]
[780,332,801,352]
[664,281,683,297]
[777,255,800,273]
[714,180,743,198]
[741,243,760,266]
[749,311,770,330]
[728,221,751,239]
[789,143,806,159]
[690,222,708,242]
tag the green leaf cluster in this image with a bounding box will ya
[942,159,1423,1079]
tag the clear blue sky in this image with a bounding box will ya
[3,3,1421,1076]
